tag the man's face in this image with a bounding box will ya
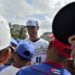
[27,26,38,38]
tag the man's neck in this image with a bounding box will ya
[46,59,64,65]
[45,60,64,68]
[13,62,31,68]
[29,37,40,42]
[46,55,65,66]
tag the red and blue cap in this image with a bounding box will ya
[48,34,72,58]
[52,2,75,46]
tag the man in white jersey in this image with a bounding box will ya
[24,19,49,64]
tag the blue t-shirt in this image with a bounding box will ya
[16,62,71,75]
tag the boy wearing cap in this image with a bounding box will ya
[24,19,49,64]
[0,16,11,71]
[16,36,71,75]
[5,38,18,66]
[0,41,35,75]
[9,38,18,57]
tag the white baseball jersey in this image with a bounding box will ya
[24,38,49,64]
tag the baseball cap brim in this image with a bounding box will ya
[52,2,75,46]
[11,38,17,46]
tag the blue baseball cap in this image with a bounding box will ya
[11,38,18,46]
[16,39,22,43]
[16,41,35,61]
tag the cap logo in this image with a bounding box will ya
[24,50,30,56]
[68,35,75,44]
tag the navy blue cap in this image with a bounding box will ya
[16,41,35,61]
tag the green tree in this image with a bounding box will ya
[9,23,27,39]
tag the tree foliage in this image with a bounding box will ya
[9,23,27,39]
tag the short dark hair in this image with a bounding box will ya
[15,52,31,62]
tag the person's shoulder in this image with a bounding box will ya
[0,65,7,71]
[21,63,49,72]
[0,66,14,75]
[19,64,40,71]
[24,38,29,41]
[23,38,31,42]
[0,65,11,72]
[39,38,49,44]
[0,65,19,73]
[16,65,34,75]
[16,64,44,75]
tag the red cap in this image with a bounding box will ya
[48,34,72,58]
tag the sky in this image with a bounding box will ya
[0,0,75,36]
